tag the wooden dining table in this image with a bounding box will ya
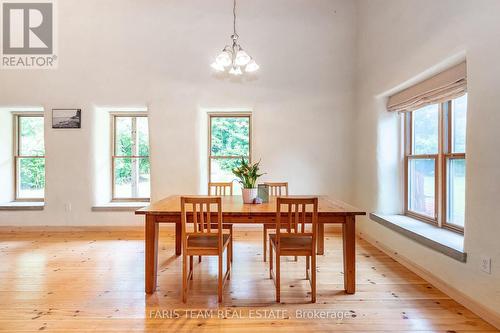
[135,195,366,295]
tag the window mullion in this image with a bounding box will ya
[15,115,20,156]
[437,103,444,227]
[409,112,413,155]
[131,117,138,198]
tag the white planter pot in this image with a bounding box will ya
[242,188,258,204]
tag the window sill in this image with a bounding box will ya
[369,213,466,262]
[0,201,45,211]
[91,202,149,212]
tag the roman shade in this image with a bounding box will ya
[387,61,467,113]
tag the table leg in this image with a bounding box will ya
[317,223,325,255]
[145,215,159,294]
[342,216,355,294]
[175,222,182,255]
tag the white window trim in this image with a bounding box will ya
[207,112,252,188]
[110,113,150,202]
[12,112,45,202]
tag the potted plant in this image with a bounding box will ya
[232,158,264,204]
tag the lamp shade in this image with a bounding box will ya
[216,50,232,67]
[245,59,259,72]
[235,50,250,66]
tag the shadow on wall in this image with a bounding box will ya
[375,96,403,215]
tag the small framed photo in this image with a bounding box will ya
[52,109,81,129]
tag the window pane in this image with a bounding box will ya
[408,158,435,218]
[115,117,132,156]
[17,157,45,198]
[211,117,250,157]
[19,116,45,156]
[412,104,439,155]
[452,94,467,153]
[210,158,246,194]
[137,117,149,156]
[447,159,466,227]
[114,157,150,198]
[138,158,150,198]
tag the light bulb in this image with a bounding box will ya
[235,50,250,66]
[229,66,242,76]
[245,59,259,72]
[216,50,232,67]
[211,61,225,72]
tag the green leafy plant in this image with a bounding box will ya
[232,158,264,189]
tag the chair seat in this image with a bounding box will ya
[269,234,313,250]
[187,233,230,249]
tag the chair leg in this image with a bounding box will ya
[311,253,316,303]
[218,252,223,303]
[230,225,234,263]
[198,224,203,263]
[306,255,310,280]
[227,242,231,280]
[263,226,267,262]
[189,255,194,280]
[276,253,281,303]
[269,240,273,279]
[182,253,187,303]
[294,256,298,262]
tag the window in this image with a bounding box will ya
[404,94,467,232]
[14,114,45,200]
[111,114,150,201]
[208,114,251,194]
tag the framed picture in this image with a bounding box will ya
[52,109,81,129]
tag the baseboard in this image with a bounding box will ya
[0,226,146,232]
[0,224,342,232]
[358,231,500,329]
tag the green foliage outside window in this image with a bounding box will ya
[18,117,45,192]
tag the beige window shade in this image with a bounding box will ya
[387,61,467,113]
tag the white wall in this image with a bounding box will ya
[354,0,500,318]
[0,0,357,226]
[0,0,498,321]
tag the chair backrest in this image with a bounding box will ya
[208,182,233,196]
[265,182,289,196]
[275,197,318,246]
[181,196,223,244]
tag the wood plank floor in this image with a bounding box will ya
[0,228,497,332]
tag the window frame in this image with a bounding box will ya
[404,98,466,234]
[207,112,252,188]
[13,112,46,202]
[110,113,150,202]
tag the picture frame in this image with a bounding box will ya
[52,109,81,129]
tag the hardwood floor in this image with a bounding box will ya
[0,228,497,332]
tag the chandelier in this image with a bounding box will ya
[211,0,259,75]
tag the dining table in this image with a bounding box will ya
[135,195,366,294]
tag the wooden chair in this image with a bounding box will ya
[205,182,234,263]
[181,196,232,303]
[208,182,233,196]
[263,182,289,262]
[269,197,318,303]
